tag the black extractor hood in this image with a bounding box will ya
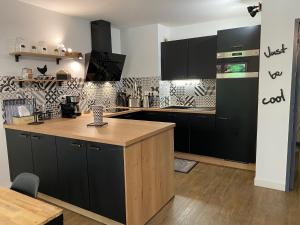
[85,20,126,82]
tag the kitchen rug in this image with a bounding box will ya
[174,158,198,173]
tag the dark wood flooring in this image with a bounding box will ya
[63,163,300,225]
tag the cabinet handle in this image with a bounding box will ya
[70,143,82,148]
[216,116,229,120]
[19,134,28,138]
[31,136,40,140]
[233,45,243,49]
[89,146,101,151]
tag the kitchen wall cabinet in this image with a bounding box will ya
[161,39,188,80]
[56,137,90,210]
[6,129,33,181]
[31,133,59,198]
[161,36,217,80]
[188,36,217,79]
[86,142,126,224]
[217,25,261,52]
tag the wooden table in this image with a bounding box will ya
[0,188,63,225]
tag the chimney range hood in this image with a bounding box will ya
[85,20,126,82]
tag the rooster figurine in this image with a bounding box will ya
[37,65,47,76]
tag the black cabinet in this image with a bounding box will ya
[173,114,190,153]
[113,111,198,154]
[5,129,33,181]
[86,142,126,224]
[144,112,190,152]
[31,133,59,198]
[216,78,258,163]
[217,25,261,52]
[143,111,169,122]
[190,115,217,157]
[56,137,90,210]
[188,36,217,79]
[5,130,129,223]
[113,111,144,120]
[161,39,188,80]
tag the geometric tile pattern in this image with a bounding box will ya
[159,79,216,108]
[0,75,215,123]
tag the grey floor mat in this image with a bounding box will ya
[174,158,198,173]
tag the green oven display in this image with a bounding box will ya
[224,63,247,73]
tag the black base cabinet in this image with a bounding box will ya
[190,115,217,157]
[87,142,126,224]
[112,112,216,155]
[5,129,126,224]
[6,129,34,181]
[56,137,90,210]
[31,133,59,198]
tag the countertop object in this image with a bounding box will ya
[4,114,175,147]
[0,187,62,225]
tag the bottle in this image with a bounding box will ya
[143,95,150,108]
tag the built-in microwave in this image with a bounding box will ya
[216,49,260,79]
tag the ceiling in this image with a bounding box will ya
[18,0,259,27]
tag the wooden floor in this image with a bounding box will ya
[63,163,300,225]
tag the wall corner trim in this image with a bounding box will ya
[254,177,286,191]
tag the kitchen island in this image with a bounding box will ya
[4,115,175,225]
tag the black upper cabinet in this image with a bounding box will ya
[188,36,217,79]
[217,25,261,52]
[161,36,217,80]
[87,142,126,224]
[6,129,33,181]
[56,137,90,210]
[161,39,188,80]
[31,133,59,198]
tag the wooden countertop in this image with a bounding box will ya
[0,188,62,225]
[4,115,175,147]
[104,107,216,118]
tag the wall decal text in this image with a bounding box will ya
[264,44,287,58]
[268,71,283,79]
[262,89,285,105]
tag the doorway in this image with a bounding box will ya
[287,19,300,191]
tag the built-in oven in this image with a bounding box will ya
[216,49,260,79]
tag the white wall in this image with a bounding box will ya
[169,16,261,40]
[121,24,160,77]
[255,0,300,191]
[111,27,122,54]
[121,24,170,78]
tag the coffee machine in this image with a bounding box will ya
[61,96,81,118]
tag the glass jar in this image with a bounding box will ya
[15,37,28,52]
[30,42,38,53]
[37,41,47,54]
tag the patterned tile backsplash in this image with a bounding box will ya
[0,75,215,123]
[159,79,216,108]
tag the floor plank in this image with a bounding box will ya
[62,163,300,225]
